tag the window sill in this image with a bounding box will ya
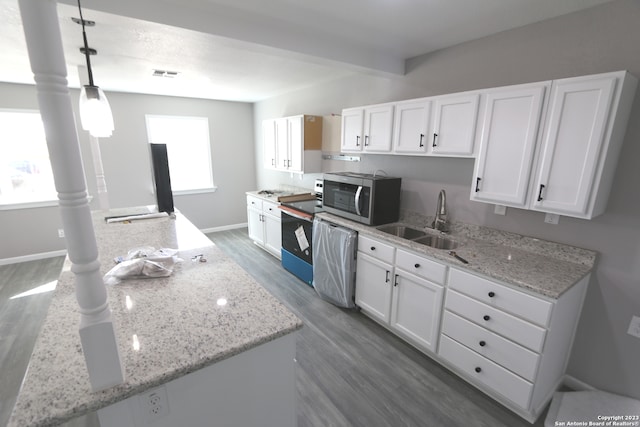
[0,195,94,211]
[0,199,59,211]
[173,186,218,196]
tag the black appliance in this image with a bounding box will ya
[280,199,323,286]
[149,143,174,214]
[322,172,401,225]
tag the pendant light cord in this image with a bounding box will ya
[77,0,95,87]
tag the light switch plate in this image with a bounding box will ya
[494,205,507,216]
[628,315,640,339]
[544,213,560,224]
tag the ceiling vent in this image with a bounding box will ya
[152,70,180,78]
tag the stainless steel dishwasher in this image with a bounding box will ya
[312,218,357,308]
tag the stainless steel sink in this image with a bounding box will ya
[377,225,426,240]
[413,235,459,250]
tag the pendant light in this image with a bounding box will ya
[76,0,114,138]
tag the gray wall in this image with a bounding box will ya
[254,0,640,400]
[0,83,255,260]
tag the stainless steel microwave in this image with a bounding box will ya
[322,172,401,225]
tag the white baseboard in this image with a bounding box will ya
[200,223,247,234]
[0,249,67,266]
[563,374,597,391]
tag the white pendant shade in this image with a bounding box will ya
[79,85,114,138]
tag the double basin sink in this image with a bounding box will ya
[376,224,459,250]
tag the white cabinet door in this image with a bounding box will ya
[431,93,479,156]
[247,206,264,244]
[393,99,431,154]
[531,76,616,217]
[263,213,282,257]
[341,108,364,152]
[363,104,394,152]
[391,271,444,353]
[275,118,289,170]
[355,252,393,324]
[471,85,547,207]
[263,119,277,169]
[287,116,303,173]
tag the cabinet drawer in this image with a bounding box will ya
[396,249,446,284]
[449,268,552,327]
[439,335,533,409]
[247,195,263,210]
[445,290,546,352]
[442,311,540,382]
[359,235,395,263]
[263,200,281,218]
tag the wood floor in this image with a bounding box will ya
[0,256,65,427]
[207,228,547,427]
[0,229,547,426]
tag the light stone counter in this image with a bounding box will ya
[9,209,302,427]
[316,212,596,299]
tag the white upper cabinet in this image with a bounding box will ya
[530,72,637,218]
[392,99,431,154]
[342,104,394,153]
[264,115,322,174]
[263,119,277,170]
[341,107,364,151]
[363,104,394,152]
[430,93,480,156]
[275,118,289,170]
[288,115,304,173]
[471,83,549,207]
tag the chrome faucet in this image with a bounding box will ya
[432,189,448,232]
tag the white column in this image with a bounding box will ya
[89,135,110,209]
[18,0,124,391]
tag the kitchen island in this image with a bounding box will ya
[9,208,302,427]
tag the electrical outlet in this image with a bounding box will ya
[494,205,507,216]
[544,213,560,225]
[140,385,169,421]
[628,315,640,339]
[57,229,65,238]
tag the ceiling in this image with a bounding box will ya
[1,0,614,102]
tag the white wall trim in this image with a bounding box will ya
[0,249,67,266]
[201,223,247,234]
[563,374,597,391]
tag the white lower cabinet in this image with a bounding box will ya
[439,268,589,422]
[355,252,393,324]
[355,236,445,354]
[246,195,281,258]
[390,270,443,353]
[354,233,589,423]
[439,335,534,409]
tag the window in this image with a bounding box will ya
[145,115,214,194]
[0,110,56,207]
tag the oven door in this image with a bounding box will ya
[281,210,313,264]
[323,179,371,223]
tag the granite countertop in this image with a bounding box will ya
[9,209,302,427]
[246,186,314,202]
[316,212,596,299]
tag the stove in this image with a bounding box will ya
[280,199,323,286]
